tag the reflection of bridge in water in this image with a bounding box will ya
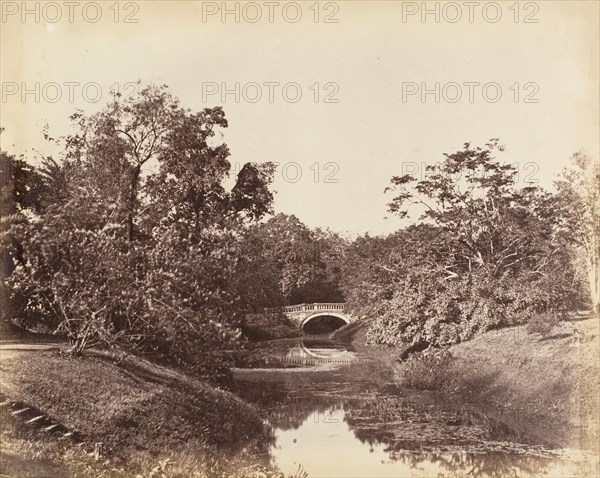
[282,303,355,331]
[283,340,356,367]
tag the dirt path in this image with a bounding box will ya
[0,341,63,361]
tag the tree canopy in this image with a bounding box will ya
[4,85,276,378]
[342,140,588,348]
[3,112,593,364]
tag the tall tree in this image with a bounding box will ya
[347,140,586,348]
[66,83,186,241]
[556,152,600,313]
[386,140,565,279]
[7,84,276,369]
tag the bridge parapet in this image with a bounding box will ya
[281,303,352,329]
[283,303,345,313]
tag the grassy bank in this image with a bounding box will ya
[444,317,600,451]
[349,315,600,452]
[0,343,287,477]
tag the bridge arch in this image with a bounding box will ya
[279,303,354,331]
[300,312,350,332]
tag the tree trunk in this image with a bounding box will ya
[589,255,600,314]
[127,166,142,242]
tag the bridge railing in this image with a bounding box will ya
[282,303,345,313]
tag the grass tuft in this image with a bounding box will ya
[398,348,455,391]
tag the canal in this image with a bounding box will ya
[232,337,598,477]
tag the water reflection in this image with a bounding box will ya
[284,340,356,367]
[243,337,357,368]
[271,407,596,478]
[233,340,599,478]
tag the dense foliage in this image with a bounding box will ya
[0,147,46,327]
[239,213,347,306]
[3,109,594,366]
[2,85,276,377]
[342,141,589,348]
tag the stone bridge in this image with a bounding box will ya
[282,303,355,332]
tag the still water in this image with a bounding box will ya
[233,338,599,478]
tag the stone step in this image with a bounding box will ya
[26,415,46,424]
[2,398,80,443]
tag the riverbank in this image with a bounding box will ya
[446,317,600,451]
[3,316,598,476]
[230,328,599,477]
[348,315,600,453]
[0,339,292,477]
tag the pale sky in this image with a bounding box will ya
[1,1,598,235]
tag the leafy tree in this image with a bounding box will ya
[242,214,347,305]
[230,162,277,221]
[303,228,347,302]
[234,227,287,313]
[8,199,141,345]
[386,140,562,278]
[0,149,45,216]
[65,83,184,241]
[0,144,46,328]
[341,225,455,320]
[7,85,276,371]
[555,152,600,313]
[346,140,585,348]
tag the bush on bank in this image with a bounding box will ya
[399,348,455,391]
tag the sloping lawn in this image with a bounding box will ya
[0,348,270,476]
[447,318,600,450]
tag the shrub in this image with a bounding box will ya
[526,312,560,337]
[364,261,583,349]
[399,348,455,391]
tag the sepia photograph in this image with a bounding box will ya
[0,1,599,477]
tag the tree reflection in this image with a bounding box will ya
[232,358,596,478]
[387,450,594,478]
[343,395,595,477]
